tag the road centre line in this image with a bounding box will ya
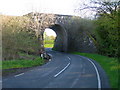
[67,56,71,60]
[54,62,70,78]
[14,73,24,77]
[54,56,71,78]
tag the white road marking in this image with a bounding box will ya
[14,73,24,77]
[87,59,101,89]
[54,62,70,78]
[67,56,71,60]
[70,76,80,88]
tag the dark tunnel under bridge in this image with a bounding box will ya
[45,24,68,52]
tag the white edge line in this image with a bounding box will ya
[14,73,24,77]
[54,62,70,78]
[87,59,101,89]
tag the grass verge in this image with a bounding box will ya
[72,52,119,88]
[1,53,45,70]
[2,57,44,70]
[44,44,54,48]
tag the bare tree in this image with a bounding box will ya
[76,0,120,18]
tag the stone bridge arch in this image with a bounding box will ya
[27,12,96,55]
[48,24,68,52]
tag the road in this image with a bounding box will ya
[2,48,110,88]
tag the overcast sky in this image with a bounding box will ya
[1,0,117,18]
[0,0,94,18]
[0,0,78,15]
[0,0,96,36]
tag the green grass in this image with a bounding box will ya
[44,40,54,44]
[44,39,54,48]
[44,44,54,48]
[2,56,44,70]
[72,52,119,88]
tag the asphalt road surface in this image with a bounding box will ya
[2,48,110,88]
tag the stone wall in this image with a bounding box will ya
[27,12,97,53]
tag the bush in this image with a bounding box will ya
[1,15,40,60]
[94,13,119,58]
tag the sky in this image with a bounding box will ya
[1,0,116,17]
[45,28,56,37]
[0,0,81,16]
[0,0,118,36]
[0,0,94,36]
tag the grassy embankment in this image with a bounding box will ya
[1,53,44,70]
[73,52,119,88]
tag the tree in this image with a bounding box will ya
[1,15,40,60]
[77,0,120,18]
[49,36,56,40]
[76,0,120,57]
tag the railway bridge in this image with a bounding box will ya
[27,12,96,54]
